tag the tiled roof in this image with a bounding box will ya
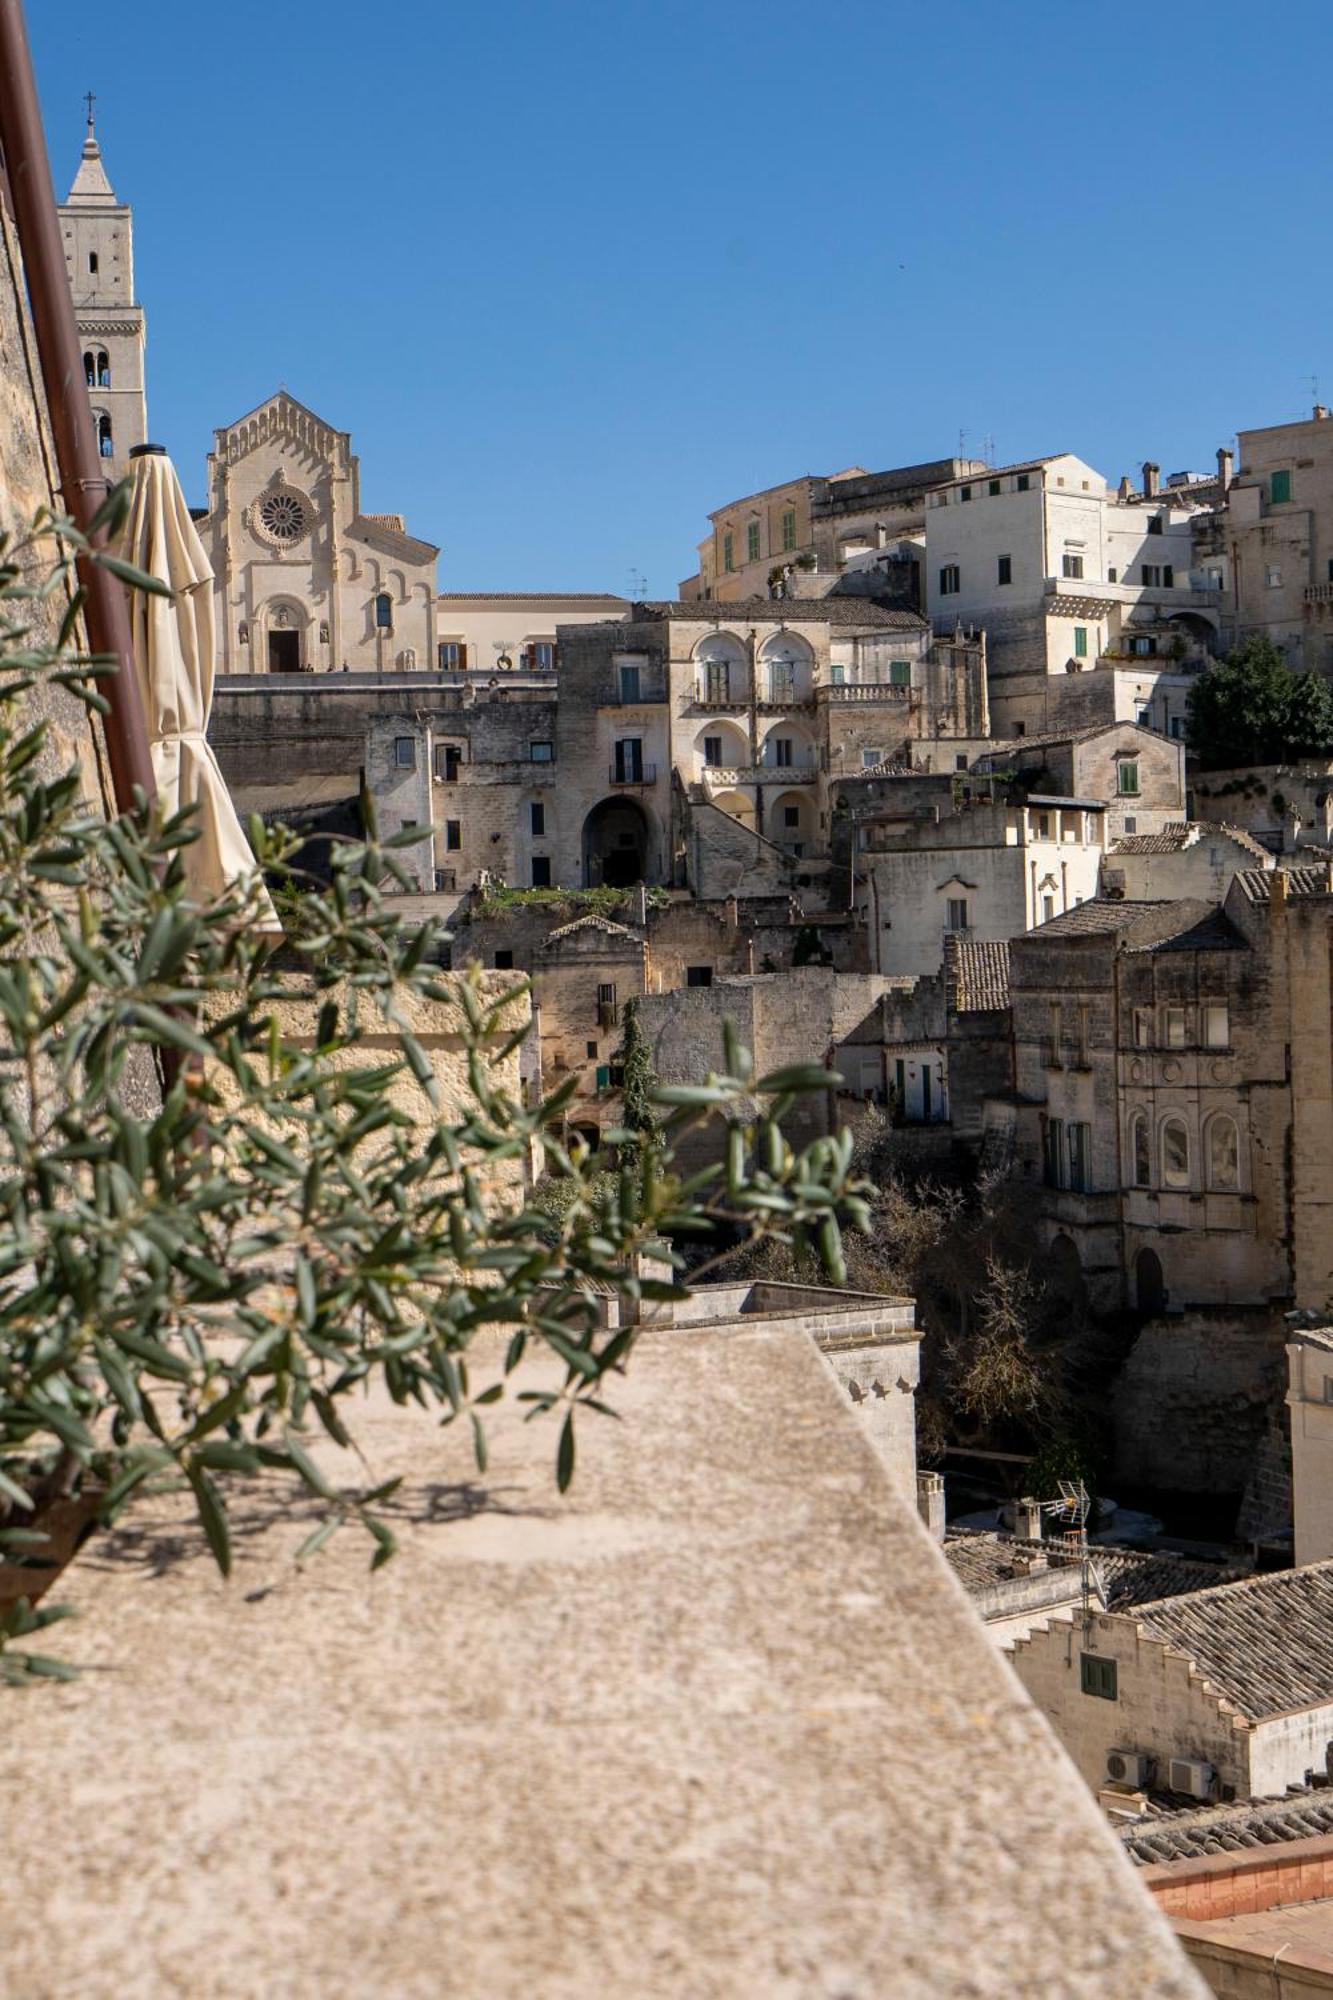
[362,512,405,532]
[1019,899,1160,937]
[1092,1548,1246,1610]
[1137,1561,1333,1721]
[975,721,1157,758]
[943,1531,1237,1610]
[1233,864,1333,902]
[632,598,928,630]
[1128,908,1250,954]
[934,455,1069,489]
[1121,1788,1333,1866]
[1110,822,1273,860]
[944,936,1010,1013]
[348,512,438,563]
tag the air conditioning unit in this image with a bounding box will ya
[1168,1757,1215,1800]
[1106,1750,1152,1789]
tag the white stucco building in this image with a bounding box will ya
[855,794,1107,977]
[924,455,1221,736]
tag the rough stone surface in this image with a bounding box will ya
[0,1325,1201,1999]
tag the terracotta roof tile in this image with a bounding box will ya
[944,936,1010,1013]
[1136,1561,1333,1721]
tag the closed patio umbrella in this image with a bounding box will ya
[120,445,278,926]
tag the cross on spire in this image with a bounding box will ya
[84,90,96,129]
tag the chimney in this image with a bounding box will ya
[1217,446,1233,493]
[1013,1496,1045,1542]
[1270,869,1289,914]
[1316,405,1330,422]
[1117,475,1132,502]
[1142,461,1160,499]
[916,1471,946,1543]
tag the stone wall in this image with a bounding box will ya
[1111,1308,1290,1495]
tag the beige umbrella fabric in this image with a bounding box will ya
[120,447,279,928]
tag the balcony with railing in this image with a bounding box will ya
[1305,582,1333,606]
[1043,574,1221,610]
[818,682,914,705]
[703,762,818,788]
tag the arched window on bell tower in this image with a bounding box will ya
[96,349,110,387]
[95,411,113,459]
[83,350,95,388]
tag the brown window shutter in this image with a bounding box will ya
[458,643,468,669]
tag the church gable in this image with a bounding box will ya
[215,392,351,474]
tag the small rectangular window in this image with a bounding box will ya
[862,748,884,768]
[89,251,99,274]
[1133,1008,1151,1048]
[781,509,796,552]
[946,897,968,932]
[1163,565,1174,587]
[1165,1007,1188,1048]
[723,531,734,573]
[437,641,467,670]
[783,805,800,828]
[1117,760,1140,796]
[1271,469,1292,504]
[955,753,968,771]
[586,1040,598,1060]
[1062,552,1084,579]
[997,555,1012,585]
[686,965,713,988]
[1203,1002,1229,1048]
[1016,472,1031,491]
[1041,892,1055,922]
[531,856,551,887]
[1044,1117,1064,1187]
[1080,1653,1118,1701]
[530,801,545,835]
[988,478,1001,496]
[1141,564,1162,587]
[529,740,554,762]
[619,663,641,703]
[1068,1122,1092,1192]
[960,484,972,503]
[1107,566,1118,582]
[1147,513,1164,535]
[889,659,911,686]
[939,563,960,595]
[394,736,415,768]
[747,521,760,562]
[1074,626,1088,658]
[1267,565,1283,589]
[445,819,461,851]
[703,735,723,767]
[770,737,793,767]
[494,950,514,971]
[528,641,556,671]
[434,743,461,782]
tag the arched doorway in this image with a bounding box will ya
[1048,1233,1087,1312]
[1135,1247,1166,1316]
[583,797,651,888]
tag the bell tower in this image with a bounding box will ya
[57,99,147,481]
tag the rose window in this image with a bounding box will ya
[258,492,308,543]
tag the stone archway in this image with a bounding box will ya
[583,797,652,888]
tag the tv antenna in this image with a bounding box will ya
[1043,1479,1093,1617]
[626,567,647,600]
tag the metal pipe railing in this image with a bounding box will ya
[0,0,155,812]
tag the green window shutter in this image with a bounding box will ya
[747,522,760,562]
[889,659,911,686]
[1271,469,1292,504]
[1074,626,1088,658]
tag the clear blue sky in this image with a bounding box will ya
[31,0,1332,595]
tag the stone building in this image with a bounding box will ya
[854,793,1107,978]
[432,592,627,673]
[1214,405,1333,668]
[1009,1565,1333,1806]
[1102,823,1274,904]
[549,598,986,896]
[1005,867,1333,1323]
[1191,758,1333,854]
[973,718,1186,841]
[198,392,439,677]
[924,455,1222,737]
[58,110,147,480]
[1288,1325,1333,1569]
[679,456,984,604]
